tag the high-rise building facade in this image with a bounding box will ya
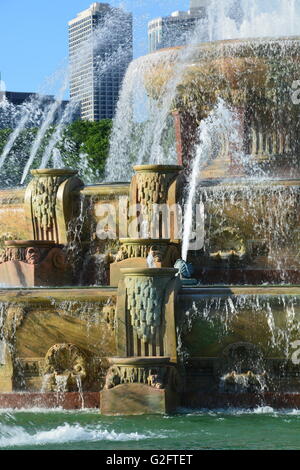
[148,0,209,53]
[0,91,68,109]
[69,2,133,121]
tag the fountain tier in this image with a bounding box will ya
[144,38,300,178]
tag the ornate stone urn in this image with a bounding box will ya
[25,169,83,244]
[130,164,182,238]
[110,164,182,286]
[0,168,84,287]
[121,268,177,350]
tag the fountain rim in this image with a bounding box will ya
[121,268,178,277]
[108,357,171,366]
[199,177,300,189]
[4,240,58,248]
[119,238,172,245]
[30,168,78,177]
[146,35,300,57]
[133,164,183,173]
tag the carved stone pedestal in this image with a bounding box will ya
[0,240,72,287]
[110,239,180,286]
[100,357,180,415]
[109,164,183,286]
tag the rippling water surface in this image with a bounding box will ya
[0,407,300,450]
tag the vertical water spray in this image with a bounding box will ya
[20,73,69,184]
[39,99,80,169]
[181,99,242,261]
[38,8,132,174]
[0,95,46,172]
[206,0,300,40]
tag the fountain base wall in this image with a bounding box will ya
[0,392,100,410]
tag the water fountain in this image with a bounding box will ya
[1,0,300,416]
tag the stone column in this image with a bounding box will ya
[101,267,181,415]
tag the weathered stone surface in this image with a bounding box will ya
[100,383,179,415]
[117,268,178,358]
[114,271,180,361]
[110,257,148,288]
[0,289,117,393]
[104,357,179,391]
[110,239,181,286]
[123,269,176,344]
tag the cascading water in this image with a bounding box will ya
[39,99,80,169]
[206,0,299,41]
[76,376,85,409]
[105,48,179,182]
[178,293,300,376]
[0,63,69,179]
[105,0,300,183]
[197,183,300,280]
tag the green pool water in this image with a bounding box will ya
[0,407,300,450]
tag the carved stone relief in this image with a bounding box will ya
[124,274,171,343]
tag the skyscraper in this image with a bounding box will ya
[148,0,208,53]
[190,0,209,12]
[69,2,133,121]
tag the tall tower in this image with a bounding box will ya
[69,2,133,121]
[148,1,208,53]
[190,0,209,10]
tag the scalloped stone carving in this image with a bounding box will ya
[43,343,87,392]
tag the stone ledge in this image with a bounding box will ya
[0,392,99,409]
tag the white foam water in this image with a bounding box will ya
[206,0,300,42]
[181,406,300,416]
[0,423,161,448]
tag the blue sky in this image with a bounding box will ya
[0,0,189,94]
